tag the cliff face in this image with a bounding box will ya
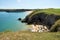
[18,12,60,30]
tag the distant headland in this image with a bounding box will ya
[0,9,35,12]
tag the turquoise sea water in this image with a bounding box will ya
[0,12,28,32]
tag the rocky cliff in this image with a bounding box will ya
[18,9,60,32]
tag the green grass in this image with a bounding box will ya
[29,8,60,18]
[0,31,60,40]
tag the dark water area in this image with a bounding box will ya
[0,11,30,32]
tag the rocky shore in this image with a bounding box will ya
[29,25,49,32]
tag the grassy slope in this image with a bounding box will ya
[0,31,60,40]
[29,9,60,18]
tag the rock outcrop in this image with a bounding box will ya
[18,12,60,32]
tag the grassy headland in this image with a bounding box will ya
[24,8,60,32]
[29,8,60,18]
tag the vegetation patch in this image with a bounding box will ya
[0,31,60,40]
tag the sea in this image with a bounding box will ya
[0,11,31,32]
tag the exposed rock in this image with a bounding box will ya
[30,25,49,32]
[18,12,60,32]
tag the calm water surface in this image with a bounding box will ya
[0,11,29,32]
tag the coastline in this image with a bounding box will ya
[26,11,33,15]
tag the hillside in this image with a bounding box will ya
[0,31,60,40]
[29,9,60,18]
